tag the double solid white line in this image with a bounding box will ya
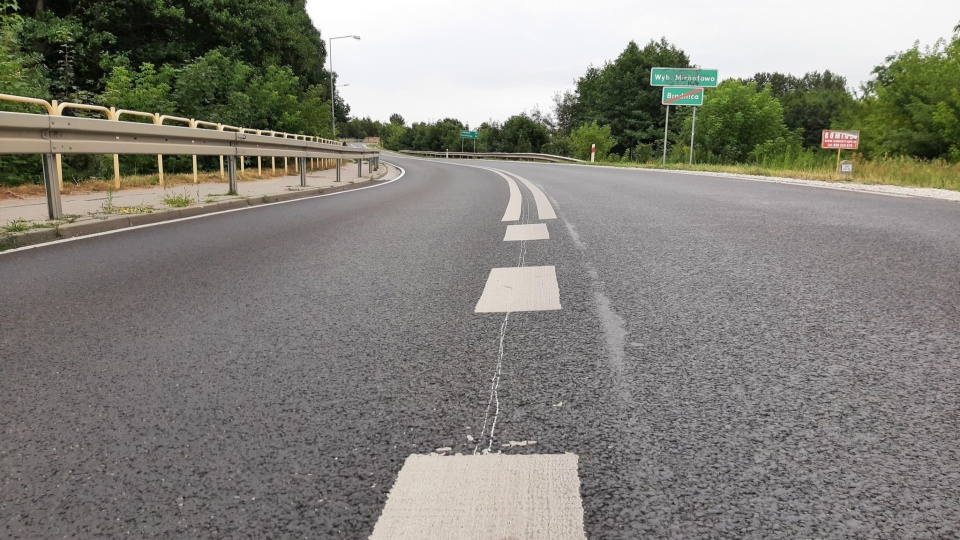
[485,167,557,222]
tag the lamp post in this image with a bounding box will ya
[329,34,360,138]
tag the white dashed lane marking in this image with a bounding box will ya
[369,161,583,540]
[504,223,550,241]
[369,453,587,540]
[475,266,561,313]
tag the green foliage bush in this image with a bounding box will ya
[568,122,615,161]
[686,81,788,163]
[856,34,960,160]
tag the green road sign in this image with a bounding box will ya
[651,67,719,87]
[460,130,478,139]
[661,87,704,106]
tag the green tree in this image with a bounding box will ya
[745,71,855,148]
[691,80,788,163]
[381,122,405,149]
[478,121,502,152]
[499,113,549,153]
[856,33,960,160]
[569,39,691,153]
[172,50,254,125]
[0,0,46,185]
[568,122,615,161]
[0,0,48,106]
[17,0,330,94]
[99,61,176,114]
[398,118,467,152]
[551,90,578,136]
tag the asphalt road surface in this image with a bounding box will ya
[2,154,958,538]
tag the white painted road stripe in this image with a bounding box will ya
[504,223,550,241]
[483,168,522,221]
[475,266,561,313]
[498,169,557,220]
[370,453,587,540]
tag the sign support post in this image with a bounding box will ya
[459,130,478,154]
[662,106,670,164]
[689,107,697,164]
[821,130,860,172]
[652,69,717,166]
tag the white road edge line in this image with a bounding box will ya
[378,153,557,220]
[0,163,406,256]
[493,168,557,220]
[387,151,950,202]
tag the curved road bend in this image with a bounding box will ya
[1,153,958,538]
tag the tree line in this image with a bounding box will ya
[366,28,960,166]
[1,0,344,184]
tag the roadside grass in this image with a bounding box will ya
[99,188,155,214]
[162,189,195,208]
[3,218,33,232]
[3,217,60,233]
[114,204,156,214]
[598,156,960,191]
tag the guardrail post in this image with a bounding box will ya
[227,156,238,195]
[150,113,164,187]
[158,153,165,187]
[113,153,121,189]
[218,124,225,179]
[41,154,63,220]
[256,130,262,177]
[107,107,121,189]
[336,159,341,182]
[190,119,199,183]
[50,100,65,191]
[299,157,307,187]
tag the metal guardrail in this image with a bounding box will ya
[0,93,343,190]
[400,150,583,164]
[0,110,380,220]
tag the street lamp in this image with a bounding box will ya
[329,34,360,138]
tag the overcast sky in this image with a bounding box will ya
[306,1,958,128]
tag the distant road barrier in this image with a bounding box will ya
[0,98,379,219]
[399,150,583,164]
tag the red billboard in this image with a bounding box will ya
[822,130,860,150]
